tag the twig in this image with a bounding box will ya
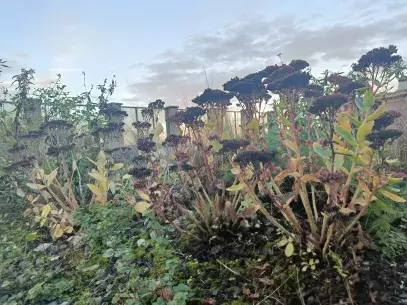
[216,259,241,276]
[257,272,295,304]
[297,268,306,305]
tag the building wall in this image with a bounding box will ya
[384,89,407,163]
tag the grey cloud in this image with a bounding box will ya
[126,8,407,106]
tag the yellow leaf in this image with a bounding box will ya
[335,146,356,156]
[282,140,297,152]
[53,224,64,238]
[26,183,47,190]
[247,119,259,130]
[122,174,132,180]
[285,243,294,257]
[337,114,352,132]
[231,167,241,175]
[64,226,73,233]
[367,103,385,122]
[155,122,164,136]
[135,201,151,213]
[89,172,107,182]
[380,190,406,203]
[388,177,404,184]
[87,184,103,196]
[385,158,399,165]
[46,168,58,187]
[245,168,253,180]
[340,207,355,215]
[356,121,374,144]
[208,154,214,165]
[36,169,45,179]
[41,204,52,218]
[110,163,124,171]
[227,183,246,192]
[136,190,150,202]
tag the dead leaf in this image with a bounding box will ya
[258,278,275,286]
[249,292,260,299]
[154,288,173,301]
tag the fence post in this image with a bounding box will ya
[164,106,180,136]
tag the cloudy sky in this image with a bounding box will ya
[1,0,407,107]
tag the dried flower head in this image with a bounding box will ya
[266,70,311,92]
[234,150,276,167]
[47,144,74,156]
[352,45,402,72]
[326,74,365,94]
[19,130,45,139]
[137,137,156,153]
[41,120,73,130]
[367,129,403,149]
[303,84,324,98]
[308,94,348,115]
[4,156,36,172]
[148,99,165,110]
[192,88,233,108]
[163,135,190,147]
[129,167,152,179]
[132,121,152,129]
[219,139,250,152]
[7,145,26,154]
[171,107,206,129]
[181,163,194,171]
[97,122,125,133]
[141,108,154,121]
[289,59,310,71]
[373,110,402,131]
[316,168,347,184]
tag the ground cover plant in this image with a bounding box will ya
[1,45,407,305]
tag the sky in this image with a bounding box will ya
[1,0,407,107]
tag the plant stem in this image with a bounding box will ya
[322,223,334,259]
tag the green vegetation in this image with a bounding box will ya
[1,45,407,304]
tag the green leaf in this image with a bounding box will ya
[347,114,361,127]
[210,141,223,153]
[102,248,115,258]
[285,243,294,257]
[81,264,100,272]
[281,117,292,127]
[26,232,38,241]
[356,121,374,144]
[334,125,357,146]
[277,238,288,247]
[355,96,369,112]
[110,163,124,171]
[313,142,331,159]
[363,91,375,107]
[226,183,246,192]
